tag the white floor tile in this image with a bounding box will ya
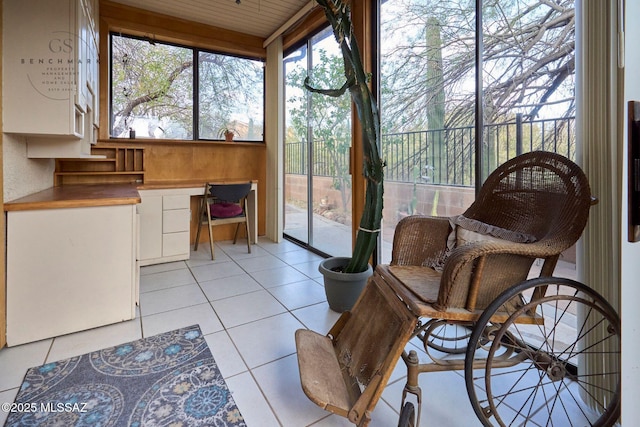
[188,243,232,265]
[189,261,245,282]
[250,265,311,288]
[139,283,207,316]
[382,370,483,426]
[310,401,400,427]
[219,241,268,259]
[227,313,303,368]
[0,388,19,425]
[274,249,324,265]
[0,339,52,391]
[256,238,301,254]
[199,273,263,301]
[225,371,280,427]
[141,303,223,337]
[268,280,327,311]
[291,302,341,334]
[291,259,324,279]
[251,354,333,426]
[234,254,288,273]
[139,267,195,293]
[139,261,187,275]
[47,319,142,363]
[204,331,248,378]
[211,290,287,328]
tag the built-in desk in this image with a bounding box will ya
[136,181,257,266]
[3,182,258,345]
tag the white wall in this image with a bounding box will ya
[2,134,54,202]
[621,0,640,422]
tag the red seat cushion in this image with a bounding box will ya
[210,202,243,218]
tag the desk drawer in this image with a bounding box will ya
[163,194,190,210]
[163,209,190,233]
[162,231,190,257]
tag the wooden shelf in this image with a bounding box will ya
[54,145,145,186]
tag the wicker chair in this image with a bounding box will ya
[382,150,593,315]
[295,152,611,427]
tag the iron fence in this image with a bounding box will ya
[285,115,575,187]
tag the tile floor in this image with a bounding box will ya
[0,238,592,426]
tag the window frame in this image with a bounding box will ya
[109,32,266,143]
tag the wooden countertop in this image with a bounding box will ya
[4,184,141,211]
[138,179,256,190]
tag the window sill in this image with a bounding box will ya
[100,138,265,147]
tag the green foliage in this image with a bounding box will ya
[288,49,353,211]
[110,35,264,140]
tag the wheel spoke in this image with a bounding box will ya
[465,278,620,427]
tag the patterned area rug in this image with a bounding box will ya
[4,325,246,427]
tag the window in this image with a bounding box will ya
[110,33,264,141]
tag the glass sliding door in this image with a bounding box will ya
[379,0,579,360]
[284,44,310,246]
[284,27,353,257]
[379,0,478,262]
[379,0,576,265]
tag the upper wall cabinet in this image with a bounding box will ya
[2,0,100,158]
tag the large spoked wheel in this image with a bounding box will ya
[424,319,474,354]
[465,277,620,427]
[398,402,416,427]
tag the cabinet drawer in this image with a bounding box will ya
[162,232,190,257]
[163,209,190,233]
[163,194,190,210]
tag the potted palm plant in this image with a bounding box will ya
[306,0,384,312]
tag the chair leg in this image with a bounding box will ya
[194,198,204,251]
[233,223,240,244]
[207,223,215,260]
[244,219,251,254]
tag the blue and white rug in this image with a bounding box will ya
[4,325,245,427]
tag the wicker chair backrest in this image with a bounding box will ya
[462,151,591,253]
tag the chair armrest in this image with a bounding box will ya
[437,239,562,310]
[391,215,452,267]
[444,238,563,269]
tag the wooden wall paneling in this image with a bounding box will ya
[128,142,267,241]
[100,1,265,58]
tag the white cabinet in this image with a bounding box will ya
[137,194,163,260]
[2,0,99,158]
[6,204,138,346]
[138,190,192,265]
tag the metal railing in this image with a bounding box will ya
[285,115,575,187]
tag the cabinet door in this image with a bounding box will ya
[163,232,190,257]
[163,194,190,210]
[2,0,77,136]
[6,205,136,346]
[163,209,190,233]
[138,195,162,260]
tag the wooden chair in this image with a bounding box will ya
[194,182,252,260]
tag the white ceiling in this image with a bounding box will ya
[109,0,315,39]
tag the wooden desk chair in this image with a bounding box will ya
[194,182,252,260]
